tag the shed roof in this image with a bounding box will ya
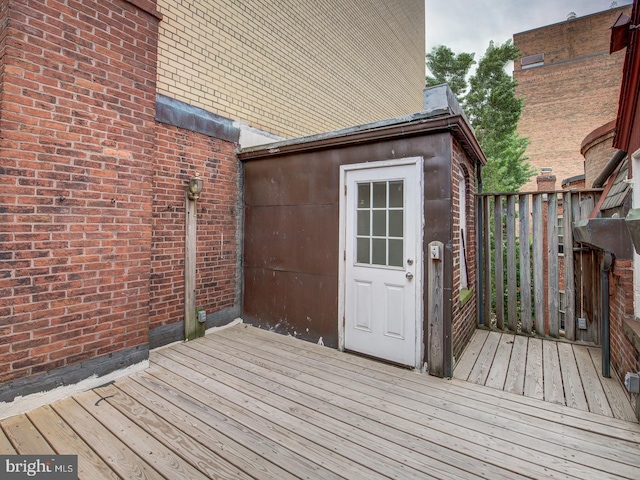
[238,102,486,166]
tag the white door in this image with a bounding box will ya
[340,158,423,367]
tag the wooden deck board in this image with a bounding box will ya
[485,333,514,390]
[557,342,589,412]
[467,331,501,385]
[543,340,565,405]
[1,324,639,480]
[524,337,544,400]
[214,327,640,479]
[588,347,637,422]
[26,405,120,480]
[574,345,614,417]
[456,329,636,423]
[453,328,488,380]
[503,334,528,395]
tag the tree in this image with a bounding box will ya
[425,46,475,98]
[425,41,535,193]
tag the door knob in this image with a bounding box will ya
[406,272,414,280]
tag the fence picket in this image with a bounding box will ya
[494,196,504,330]
[506,195,517,332]
[519,195,531,333]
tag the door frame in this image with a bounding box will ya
[338,157,425,369]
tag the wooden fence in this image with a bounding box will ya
[476,189,603,343]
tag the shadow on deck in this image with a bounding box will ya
[455,328,637,422]
[2,324,640,479]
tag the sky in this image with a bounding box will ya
[425,0,633,66]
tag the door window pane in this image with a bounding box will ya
[388,239,403,267]
[358,183,370,208]
[357,238,370,263]
[373,182,386,208]
[388,210,403,237]
[354,180,404,268]
[372,210,386,236]
[389,181,403,207]
[357,211,370,236]
[372,238,386,265]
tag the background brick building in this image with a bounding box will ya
[514,5,631,191]
[0,0,425,405]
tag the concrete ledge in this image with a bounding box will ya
[149,306,241,349]
[0,344,149,404]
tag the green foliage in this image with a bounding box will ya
[425,41,535,193]
[425,46,475,98]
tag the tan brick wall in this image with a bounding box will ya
[514,6,630,191]
[156,0,425,138]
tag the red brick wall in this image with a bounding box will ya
[451,140,477,359]
[514,6,630,191]
[0,0,159,384]
[609,260,639,410]
[150,124,240,332]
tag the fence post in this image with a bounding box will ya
[428,241,445,377]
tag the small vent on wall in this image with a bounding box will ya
[521,53,544,69]
[567,11,577,20]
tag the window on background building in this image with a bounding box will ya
[558,215,564,255]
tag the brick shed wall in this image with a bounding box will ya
[514,6,630,191]
[150,122,241,344]
[451,140,477,360]
[155,0,425,139]
[0,0,159,397]
[609,260,639,414]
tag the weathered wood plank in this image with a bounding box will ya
[548,193,560,337]
[588,347,637,422]
[506,195,517,331]
[453,328,489,381]
[91,383,253,480]
[139,367,348,480]
[27,405,120,480]
[209,328,637,479]
[52,397,164,480]
[518,195,532,333]
[524,337,544,400]
[227,325,640,453]
[556,342,589,412]
[485,334,515,390]
[503,335,528,395]
[155,348,440,480]
[185,335,523,480]
[563,192,575,340]
[542,340,565,405]
[574,345,613,417]
[0,424,17,454]
[242,325,640,441]
[75,390,210,479]
[428,240,445,377]
[532,194,545,335]
[466,331,501,386]
[117,377,298,480]
[494,196,504,329]
[1,414,54,454]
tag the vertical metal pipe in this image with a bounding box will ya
[601,253,612,378]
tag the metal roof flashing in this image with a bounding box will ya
[238,85,485,166]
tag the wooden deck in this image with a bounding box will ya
[2,325,640,479]
[454,329,637,422]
